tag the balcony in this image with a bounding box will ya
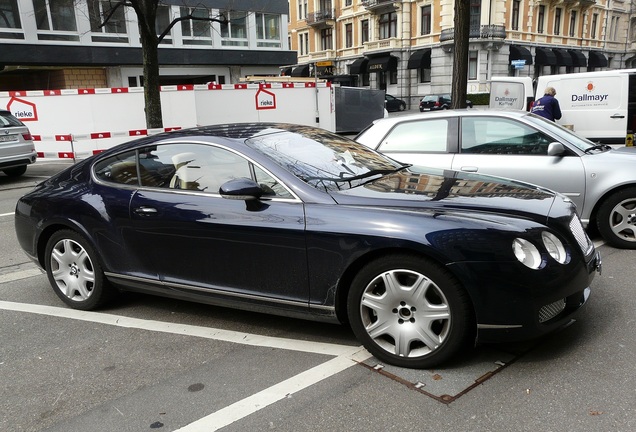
[440,24,506,42]
[307,10,335,27]
[364,38,402,53]
[361,0,399,13]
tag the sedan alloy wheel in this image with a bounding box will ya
[348,255,474,369]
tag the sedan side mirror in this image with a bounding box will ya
[219,178,263,201]
[547,142,566,156]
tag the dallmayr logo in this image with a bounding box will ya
[571,81,608,103]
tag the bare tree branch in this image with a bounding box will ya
[157,12,227,43]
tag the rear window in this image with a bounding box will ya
[0,111,24,128]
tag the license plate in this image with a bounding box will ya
[0,134,17,143]
[423,108,430,111]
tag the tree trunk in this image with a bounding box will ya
[140,35,163,129]
[451,0,470,109]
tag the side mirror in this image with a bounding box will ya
[219,178,263,201]
[547,142,566,156]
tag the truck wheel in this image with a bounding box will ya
[596,188,636,249]
[347,254,475,369]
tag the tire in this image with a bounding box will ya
[347,254,474,369]
[398,102,406,111]
[596,187,636,249]
[3,165,27,177]
[44,230,115,310]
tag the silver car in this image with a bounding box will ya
[0,109,37,177]
[356,109,636,249]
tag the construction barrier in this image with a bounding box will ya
[0,82,336,159]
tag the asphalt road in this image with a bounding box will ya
[1,160,635,432]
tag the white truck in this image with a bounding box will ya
[490,70,636,145]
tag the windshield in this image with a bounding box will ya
[525,113,598,151]
[245,126,404,191]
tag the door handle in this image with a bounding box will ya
[460,166,478,172]
[133,206,158,216]
[610,114,625,119]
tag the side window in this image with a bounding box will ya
[377,119,449,152]
[94,150,139,185]
[253,165,293,198]
[460,117,552,155]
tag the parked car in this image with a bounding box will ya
[0,109,37,177]
[356,109,636,249]
[419,94,473,111]
[385,94,407,112]
[15,123,600,369]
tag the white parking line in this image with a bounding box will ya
[0,299,371,430]
[0,212,13,217]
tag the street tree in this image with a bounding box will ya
[98,1,227,128]
[451,0,470,109]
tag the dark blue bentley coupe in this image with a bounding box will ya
[15,123,601,368]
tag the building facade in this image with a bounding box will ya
[287,0,636,106]
[0,0,295,90]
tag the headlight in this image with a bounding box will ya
[542,232,568,264]
[513,238,542,269]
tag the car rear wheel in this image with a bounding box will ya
[3,165,27,177]
[597,188,636,249]
[44,230,115,310]
[399,102,406,111]
[347,254,474,369]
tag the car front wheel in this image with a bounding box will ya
[597,187,636,249]
[347,254,474,369]
[44,230,115,310]
[399,102,406,111]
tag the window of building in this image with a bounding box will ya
[155,5,172,44]
[591,13,598,39]
[256,13,281,48]
[299,32,309,55]
[320,27,332,51]
[179,7,212,46]
[345,0,352,6]
[221,10,248,46]
[88,0,126,34]
[361,19,369,43]
[33,0,79,40]
[419,67,431,83]
[0,0,22,30]
[379,11,397,39]
[611,16,620,41]
[554,8,561,35]
[470,0,481,28]
[389,70,397,85]
[511,0,520,31]
[421,5,431,35]
[537,5,545,33]
[468,50,478,80]
[297,0,307,20]
[569,10,577,37]
[345,23,352,47]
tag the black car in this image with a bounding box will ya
[419,94,473,111]
[15,123,601,369]
[385,94,407,112]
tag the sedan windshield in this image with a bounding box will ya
[525,113,601,152]
[245,126,404,191]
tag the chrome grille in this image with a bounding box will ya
[569,216,593,255]
[539,299,566,323]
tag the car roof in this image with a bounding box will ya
[371,108,530,126]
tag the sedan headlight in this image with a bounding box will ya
[513,238,542,269]
[542,232,568,264]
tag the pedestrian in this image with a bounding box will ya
[531,86,562,121]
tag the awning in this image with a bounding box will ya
[349,57,368,74]
[552,49,573,66]
[588,51,608,68]
[568,50,587,67]
[280,67,292,76]
[509,45,533,66]
[535,47,557,66]
[407,49,431,69]
[367,55,398,73]
[291,64,310,77]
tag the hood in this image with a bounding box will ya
[331,167,558,222]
